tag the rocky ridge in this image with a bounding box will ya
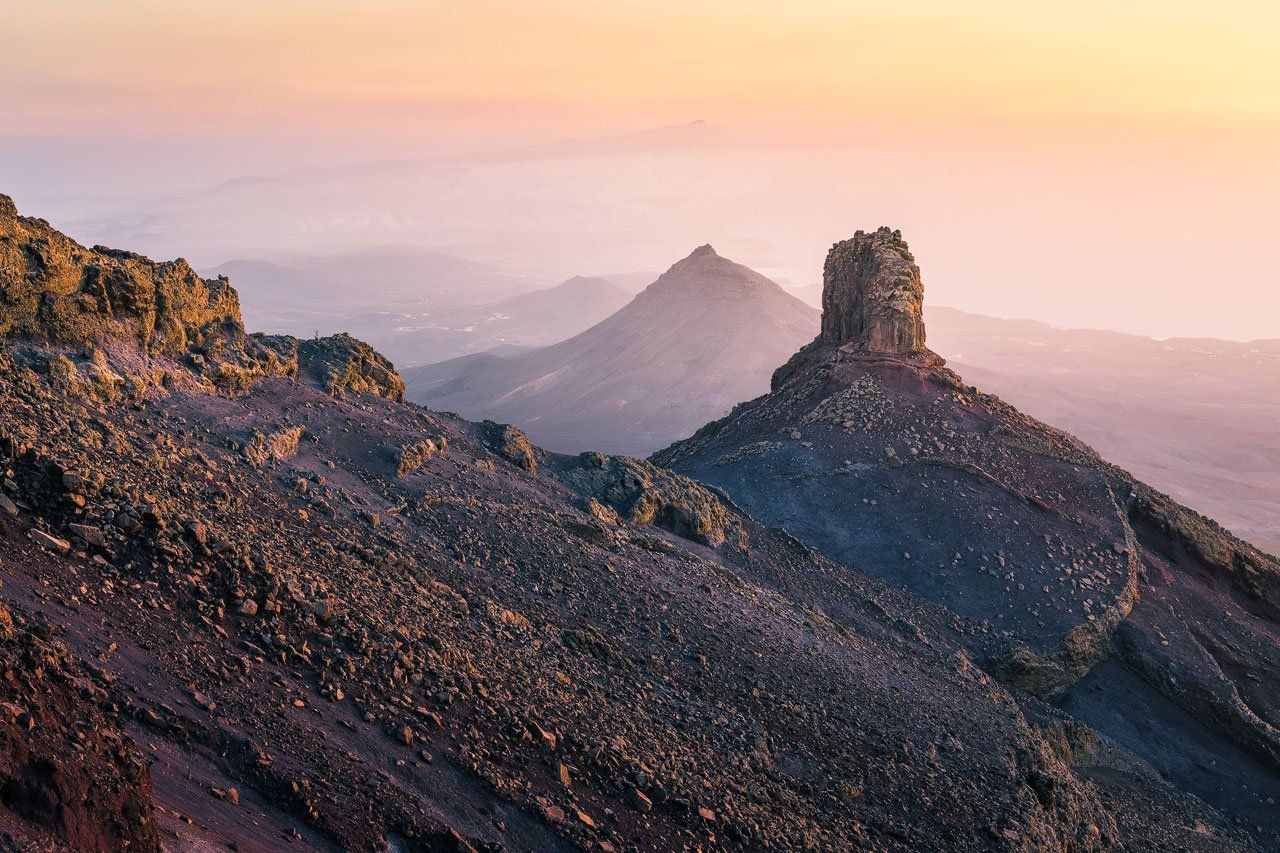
[654,228,1280,845]
[0,195,403,405]
[0,195,1265,849]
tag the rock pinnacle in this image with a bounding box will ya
[820,227,925,354]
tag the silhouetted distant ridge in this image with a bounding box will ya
[405,245,819,453]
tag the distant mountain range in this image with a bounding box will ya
[406,245,819,453]
[925,307,1280,555]
[466,275,632,350]
[205,252,635,367]
[399,254,1277,553]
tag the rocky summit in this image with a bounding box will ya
[654,228,1280,847]
[0,195,1274,851]
[819,227,926,354]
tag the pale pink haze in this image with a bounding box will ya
[2,0,1277,340]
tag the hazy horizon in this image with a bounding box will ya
[3,1,1278,341]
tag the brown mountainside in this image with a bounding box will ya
[0,194,1268,849]
[654,227,1280,845]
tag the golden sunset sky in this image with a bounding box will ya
[2,1,1277,338]
[9,1,1278,137]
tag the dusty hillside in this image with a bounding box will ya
[924,306,1280,555]
[655,227,1280,847]
[1,196,1262,849]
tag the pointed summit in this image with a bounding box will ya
[821,226,925,354]
[405,245,818,453]
[643,243,779,301]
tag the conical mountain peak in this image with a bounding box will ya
[645,244,788,303]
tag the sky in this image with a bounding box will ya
[2,1,1278,340]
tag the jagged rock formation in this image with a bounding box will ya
[0,193,403,404]
[0,193,241,356]
[820,226,926,354]
[654,229,1280,847]
[404,244,819,454]
[0,198,1269,849]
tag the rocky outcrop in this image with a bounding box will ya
[820,226,925,354]
[0,193,407,405]
[396,435,447,476]
[0,194,242,355]
[296,333,406,402]
[242,424,306,468]
[478,421,541,471]
[557,453,746,548]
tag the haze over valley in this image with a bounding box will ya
[1,3,1277,850]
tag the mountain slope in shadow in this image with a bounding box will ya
[654,227,1280,846]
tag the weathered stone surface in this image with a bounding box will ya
[557,452,745,548]
[820,226,925,354]
[396,435,446,476]
[297,333,406,402]
[30,529,71,555]
[0,194,242,354]
[242,425,305,468]
[0,194,405,406]
[67,522,107,548]
[479,421,541,471]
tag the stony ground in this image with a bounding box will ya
[654,341,1280,848]
[0,195,1272,850]
[5,343,1206,851]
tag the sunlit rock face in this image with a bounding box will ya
[820,226,926,355]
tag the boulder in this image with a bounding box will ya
[31,529,71,555]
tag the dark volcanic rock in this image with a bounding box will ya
[0,197,1268,851]
[654,229,1280,847]
[820,226,925,354]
